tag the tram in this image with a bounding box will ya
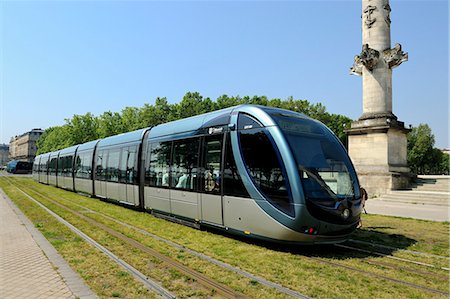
[33,105,365,244]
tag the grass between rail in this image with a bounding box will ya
[2,176,449,299]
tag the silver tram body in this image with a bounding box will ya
[33,105,363,244]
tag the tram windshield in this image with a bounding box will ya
[271,114,359,202]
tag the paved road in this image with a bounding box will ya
[364,199,449,222]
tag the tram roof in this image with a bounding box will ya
[97,128,149,149]
[147,104,310,139]
[58,144,79,156]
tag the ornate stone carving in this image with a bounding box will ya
[350,44,380,75]
[384,3,391,26]
[363,5,377,28]
[383,43,408,69]
[350,55,363,76]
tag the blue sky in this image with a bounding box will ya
[1,0,448,148]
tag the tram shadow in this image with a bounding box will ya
[204,226,417,260]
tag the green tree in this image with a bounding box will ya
[65,113,99,145]
[175,92,212,119]
[121,107,142,132]
[36,92,354,153]
[441,153,450,175]
[407,124,436,174]
[216,94,243,109]
[98,111,123,138]
[36,126,71,154]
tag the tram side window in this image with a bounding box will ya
[75,152,93,179]
[147,142,171,187]
[49,157,57,175]
[60,156,73,177]
[171,139,199,190]
[119,148,128,184]
[40,159,48,174]
[95,151,106,181]
[239,128,294,216]
[33,161,39,173]
[119,146,138,185]
[66,156,73,177]
[202,135,222,194]
[57,157,64,176]
[128,146,138,185]
[44,159,50,174]
[106,149,120,182]
[223,133,250,198]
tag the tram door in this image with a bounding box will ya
[119,147,138,206]
[200,134,224,226]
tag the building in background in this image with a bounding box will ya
[441,149,450,156]
[9,128,44,162]
[0,144,9,166]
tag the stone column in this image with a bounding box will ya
[347,0,412,196]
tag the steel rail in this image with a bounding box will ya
[363,259,449,281]
[309,256,450,297]
[335,244,450,271]
[347,239,450,260]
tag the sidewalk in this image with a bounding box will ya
[364,199,449,222]
[0,189,97,299]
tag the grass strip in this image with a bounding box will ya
[8,177,450,299]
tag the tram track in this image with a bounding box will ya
[347,238,450,260]
[363,259,449,281]
[6,177,310,299]
[334,243,450,271]
[2,176,249,299]
[3,176,450,298]
[307,256,450,296]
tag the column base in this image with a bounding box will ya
[345,114,413,197]
[356,171,415,197]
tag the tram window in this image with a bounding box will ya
[202,135,222,194]
[128,146,138,185]
[171,139,199,190]
[147,142,171,187]
[119,148,128,184]
[75,152,93,179]
[33,161,39,172]
[57,157,64,176]
[119,146,138,184]
[68,156,74,175]
[238,113,262,131]
[49,157,57,175]
[96,151,107,181]
[62,156,73,177]
[106,149,120,182]
[223,133,250,198]
[239,128,294,216]
[40,159,47,174]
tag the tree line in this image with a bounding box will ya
[36,92,449,175]
[36,92,352,154]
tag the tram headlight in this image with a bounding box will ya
[342,208,350,219]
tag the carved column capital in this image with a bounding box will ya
[383,43,408,69]
[350,44,380,75]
